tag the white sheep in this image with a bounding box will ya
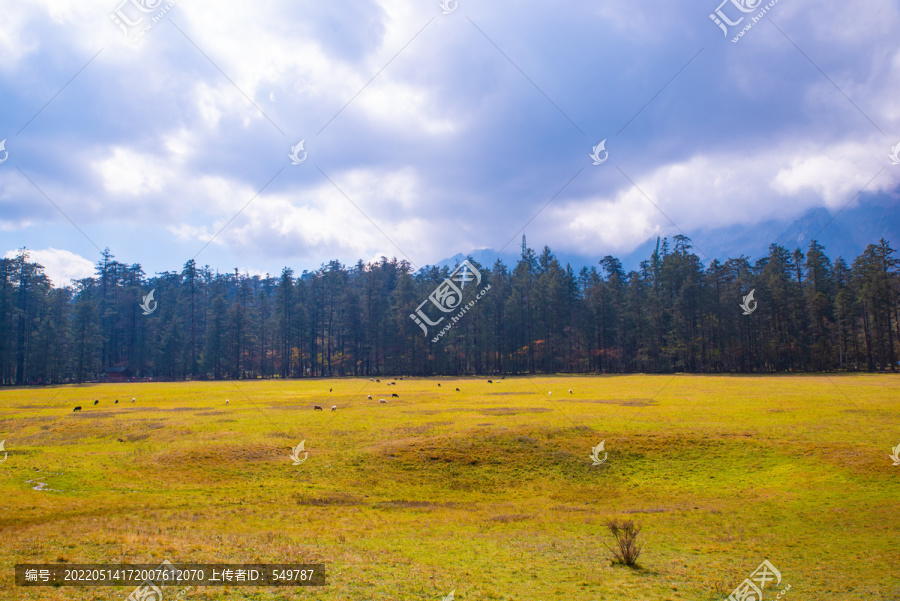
[367,394,372,400]
[331,405,337,411]
[379,399,387,403]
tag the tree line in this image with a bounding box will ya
[0,234,897,385]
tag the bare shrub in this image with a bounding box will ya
[605,519,642,566]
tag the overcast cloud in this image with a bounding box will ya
[1,0,898,284]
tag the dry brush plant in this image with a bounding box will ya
[605,519,642,567]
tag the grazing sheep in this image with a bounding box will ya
[329,388,332,392]
[438,383,441,387]
[132,398,135,402]
[331,405,337,411]
[391,393,399,398]
[115,400,119,404]
[369,378,374,381]
[314,405,323,411]
[501,376,506,379]
[117,438,125,442]
[456,387,460,391]
[73,406,82,412]
[376,379,381,382]
[487,379,493,383]
[379,399,387,403]
[569,389,573,394]
[94,400,99,405]
[548,391,552,396]
[225,399,229,404]
[367,394,372,400]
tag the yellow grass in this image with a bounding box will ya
[1,374,898,600]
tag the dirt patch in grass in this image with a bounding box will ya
[124,406,197,412]
[572,398,655,407]
[405,409,480,415]
[489,514,531,522]
[1,448,40,457]
[70,410,119,418]
[378,500,461,509]
[154,442,283,465]
[295,492,365,506]
[551,505,592,512]
[477,407,553,415]
[1,416,55,426]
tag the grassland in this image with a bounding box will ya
[1,374,898,600]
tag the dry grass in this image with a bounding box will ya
[1,374,899,600]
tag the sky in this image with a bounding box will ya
[1,0,899,286]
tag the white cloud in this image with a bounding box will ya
[5,247,94,286]
[772,142,890,207]
[546,136,900,256]
[92,146,174,196]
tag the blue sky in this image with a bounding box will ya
[1,0,899,285]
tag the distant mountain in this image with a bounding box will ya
[432,248,595,273]
[427,195,900,274]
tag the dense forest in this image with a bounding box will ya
[0,234,898,384]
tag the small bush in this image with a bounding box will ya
[605,519,642,566]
